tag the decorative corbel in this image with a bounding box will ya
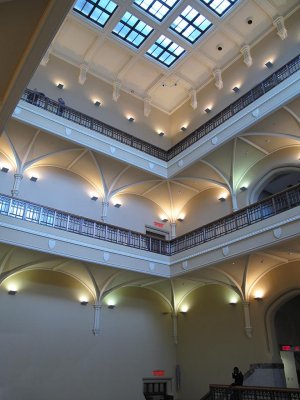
[101,200,109,222]
[79,63,89,85]
[240,45,253,67]
[144,97,152,117]
[40,45,52,67]
[92,302,102,336]
[11,173,23,197]
[170,222,176,239]
[113,80,122,102]
[243,301,253,338]
[273,16,287,40]
[189,89,197,110]
[213,68,223,90]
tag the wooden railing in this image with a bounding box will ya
[20,54,300,162]
[0,184,300,255]
[210,384,300,400]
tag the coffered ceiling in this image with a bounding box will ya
[48,0,299,114]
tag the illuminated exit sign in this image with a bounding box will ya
[153,370,165,377]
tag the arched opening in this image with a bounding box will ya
[275,295,300,388]
[258,170,300,201]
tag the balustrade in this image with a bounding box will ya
[210,384,300,400]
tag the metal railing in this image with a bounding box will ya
[0,184,300,255]
[21,54,300,162]
[210,384,300,400]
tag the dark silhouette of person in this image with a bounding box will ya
[232,367,244,386]
[57,97,65,116]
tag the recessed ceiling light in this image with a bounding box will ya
[217,44,223,51]
[57,83,64,89]
[247,17,253,25]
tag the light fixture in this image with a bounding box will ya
[30,176,38,182]
[91,196,98,201]
[246,17,253,25]
[8,290,17,295]
[232,86,240,93]
[180,310,187,314]
[177,217,184,222]
[254,290,264,300]
[1,167,9,173]
[108,304,116,309]
[218,197,226,202]
[94,100,101,107]
[265,61,273,69]
[161,218,168,223]
[240,186,247,192]
[159,132,165,137]
[204,108,211,114]
[181,126,187,132]
[114,203,121,208]
[128,117,135,122]
[229,298,238,305]
[80,300,88,305]
[217,44,223,51]
[57,83,64,89]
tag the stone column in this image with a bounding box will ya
[170,222,176,239]
[243,301,253,338]
[93,303,102,336]
[171,312,178,344]
[101,201,109,222]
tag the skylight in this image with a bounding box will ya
[134,0,180,22]
[112,12,153,48]
[170,5,212,44]
[146,35,185,67]
[73,0,118,28]
[199,0,238,16]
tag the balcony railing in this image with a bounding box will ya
[0,184,300,256]
[21,54,300,162]
[210,384,300,400]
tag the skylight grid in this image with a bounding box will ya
[199,0,239,16]
[134,0,180,21]
[73,0,118,28]
[170,5,212,43]
[112,12,153,48]
[146,35,185,67]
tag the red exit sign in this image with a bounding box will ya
[153,370,165,377]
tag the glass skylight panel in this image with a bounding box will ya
[199,0,238,16]
[112,12,153,48]
[73,0,118,28]
[170,5,212,43]
[146,35,185,67]
[134,0,180,22]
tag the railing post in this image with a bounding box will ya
[272,198,277,214]
[53,211,57,227]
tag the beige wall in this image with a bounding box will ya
[0,271,176,400]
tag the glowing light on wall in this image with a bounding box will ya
[254,289,264,300]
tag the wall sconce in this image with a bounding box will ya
[232,86,240,93]
[177,217,184,222]
[128,117,135,122]
[180,305,188,314]
[159,132,165,137]
[108,304,116,309]
[114,203,121,208]
[265,61,273,69]
[180,310,187,315]
[30,176,38,182]
[1,167,9,173]
[204,108,211,114]
[57,83,64,89]
[8,290,17,295]
[80,300,88,305]
[161,218,168,222]
[240,186,247,192]
[254,290,264,301]
[94,100,101,107]
[218,197,226,202]
[181,126,187,132]
[91,196,98,201]
[229,298,238,305]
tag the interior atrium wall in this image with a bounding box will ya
[0,273,176,400]
[29,55,172,150]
